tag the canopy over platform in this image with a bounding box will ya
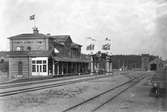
[53,56,90,63]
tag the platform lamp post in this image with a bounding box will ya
[86,37,96,75]
[101,37,112,75]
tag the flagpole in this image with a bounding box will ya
[33,18,36,28]
[30,14,37,30]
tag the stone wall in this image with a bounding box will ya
[10,38,49,51]
[9,57,32,79]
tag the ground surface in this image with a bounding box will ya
[0,71,165,112]
[96,75,163,112]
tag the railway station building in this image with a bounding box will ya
[8,28,90,79]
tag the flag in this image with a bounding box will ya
[30,14,35,20]
[102,43,111,50]
[86,44,94,50]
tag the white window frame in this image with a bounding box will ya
[32,57,48,76]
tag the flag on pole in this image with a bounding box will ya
[102,43,111,50]
[30,14,35,20]
[86,44,95,50]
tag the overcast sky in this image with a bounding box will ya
[0,0,167,59]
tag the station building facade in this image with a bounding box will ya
[8,28,90,79]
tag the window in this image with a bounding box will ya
[18,61,23,75]
[27,46,31,51]
[37,41,42,44]
[40,65,42,72]
[32,60,35,64]
[43,65,46,72]
[16,47,21,51]
[32,59,47,73]
[32,65,36,72]
[37,65,39,72]
[16,46,24,51]
[43,60,46,64]
[0,59,4,63]
[37,60,42,64]
[16,41,21,44]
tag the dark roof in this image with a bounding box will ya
[8,33,48,39]
[9,50,52,57]
[71,42,82,48]
[51,35,70,42]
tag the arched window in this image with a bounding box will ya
[0,59,4,63]
[18,61,23,75]
[16,46,21,51]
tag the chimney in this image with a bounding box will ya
[33,27,39,34]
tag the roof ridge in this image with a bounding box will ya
[8,33,48,39]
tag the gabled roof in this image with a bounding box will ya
[51,35,70,42]
[149,58,163,64]
[8,33,82,48]
[71,42,82,48]
[51,35,82,47]
[8,33,48,39]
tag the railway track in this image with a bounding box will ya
[0,74,111,97]
[62,75,145,112]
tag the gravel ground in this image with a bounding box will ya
[0,71,158,112]
[95,74,164,112]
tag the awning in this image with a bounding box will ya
[53,57,90,63]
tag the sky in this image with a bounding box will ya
[0,0,167,59]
